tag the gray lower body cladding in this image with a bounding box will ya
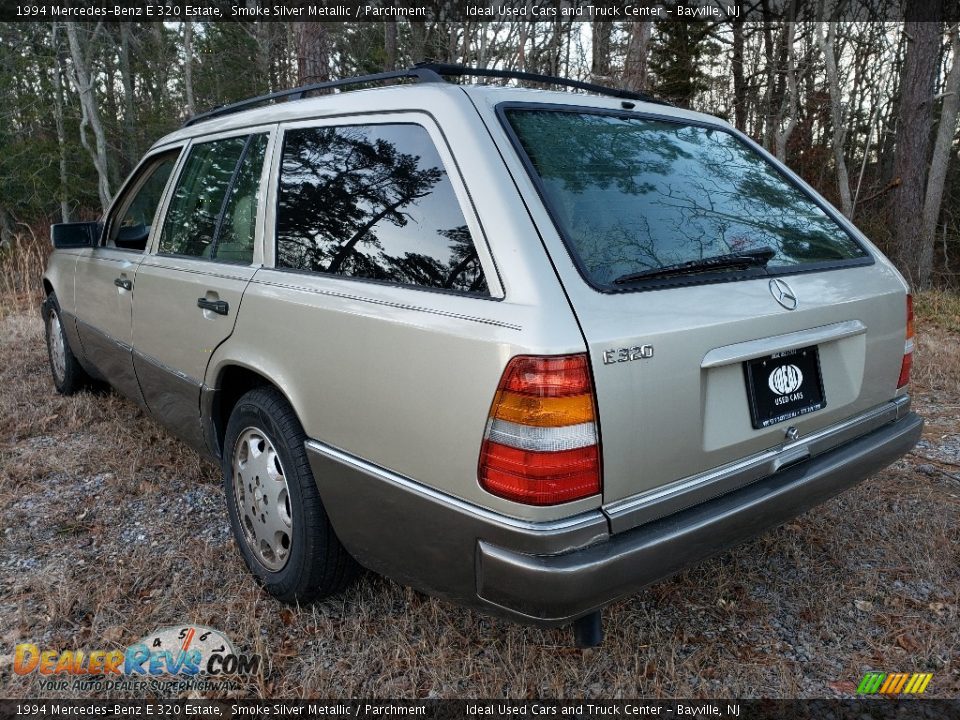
[306,410,923,626]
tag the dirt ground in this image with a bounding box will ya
[0,300,958,699]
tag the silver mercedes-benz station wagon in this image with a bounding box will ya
[42,64,922,645]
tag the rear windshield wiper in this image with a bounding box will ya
[612,246,777,285]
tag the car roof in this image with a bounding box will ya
[151,82,731,150]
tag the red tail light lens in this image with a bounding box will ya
[479,443,600,505]
[479,354,601,505]
[897,294,914,389]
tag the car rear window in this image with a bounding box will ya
[504,108,868,289]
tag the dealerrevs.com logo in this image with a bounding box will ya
[13,625,261,693]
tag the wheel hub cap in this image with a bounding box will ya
[49,310,66,383]
[232,428,293,571]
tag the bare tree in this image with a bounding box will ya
[760,1,778,148]
[65,21,111,212]
[774,20,799,161]
[183,21,196,116]
[517,16,529,71]
[920,24,960,287]
[591,22,612,81]
[623,21,652,91]
[891,19,942,285]
[51,23,70,223]
[118,23,137,166]
[817,21,853,217]
[384,20,397,71]
[731,14,747,131]
[296,22,330,85]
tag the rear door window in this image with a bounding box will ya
[275,123,489,295]
[159,133,267,264]
[504,108,868,290]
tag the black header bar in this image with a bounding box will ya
[3,0,959,23]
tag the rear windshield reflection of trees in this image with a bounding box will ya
[276,124,488,295]
[507,111,866,287]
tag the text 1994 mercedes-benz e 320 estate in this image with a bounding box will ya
[42,65,922,645]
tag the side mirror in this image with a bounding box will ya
[50,221,100,249]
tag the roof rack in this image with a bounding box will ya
[414,62,669,105]
[182,63,669,127]
[182,65,444,127]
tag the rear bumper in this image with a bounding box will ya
[307,409,922,627]
[478,411,922,622]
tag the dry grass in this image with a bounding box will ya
[913,290,960,399]
[0,275,958,698]
[915,289,960,335]
[0,225,48,319]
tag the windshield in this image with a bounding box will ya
[504,108,868,289]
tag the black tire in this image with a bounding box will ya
[43,293,88,395]
[222,386,357,603]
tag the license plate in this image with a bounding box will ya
[744,345,826,429]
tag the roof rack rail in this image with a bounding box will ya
[414,62,670,106]
[182,62,669,128]
[182,65,444,127]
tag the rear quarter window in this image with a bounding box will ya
[504,108,869,290]
[275,123,489,296]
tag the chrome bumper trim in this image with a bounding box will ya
[604,396,911,534]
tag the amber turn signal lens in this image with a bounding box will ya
[479,354,601,505]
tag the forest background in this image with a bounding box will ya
[1,8,960,301]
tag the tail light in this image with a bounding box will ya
[897,294,914,388]
[478,354,601,505]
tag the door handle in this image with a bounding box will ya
[197,298,229,316]
[114,277,132,291]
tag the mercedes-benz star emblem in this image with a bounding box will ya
[769,278,798,310]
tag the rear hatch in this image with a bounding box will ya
[500,105,909,506]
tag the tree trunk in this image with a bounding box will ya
[383,20,397,71]
[879,26,908,181]
[65,21,112,213]
[51,22,70,223]
[517,18,528,71]
[774,21,798,162]
[296,22,330,85]
[446,21,458,64]
[478,21,489,67]
[731,13,746,131]
[919,23,960,288]
[891,16,943,285]
[101,39,118,182]
[623,21,652,92]
[118,23,137,166]
[760,0,777,149]
[183,20,196,116]
[817,21,854,218]
[591,22,611,81]
[0,206,15,250]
